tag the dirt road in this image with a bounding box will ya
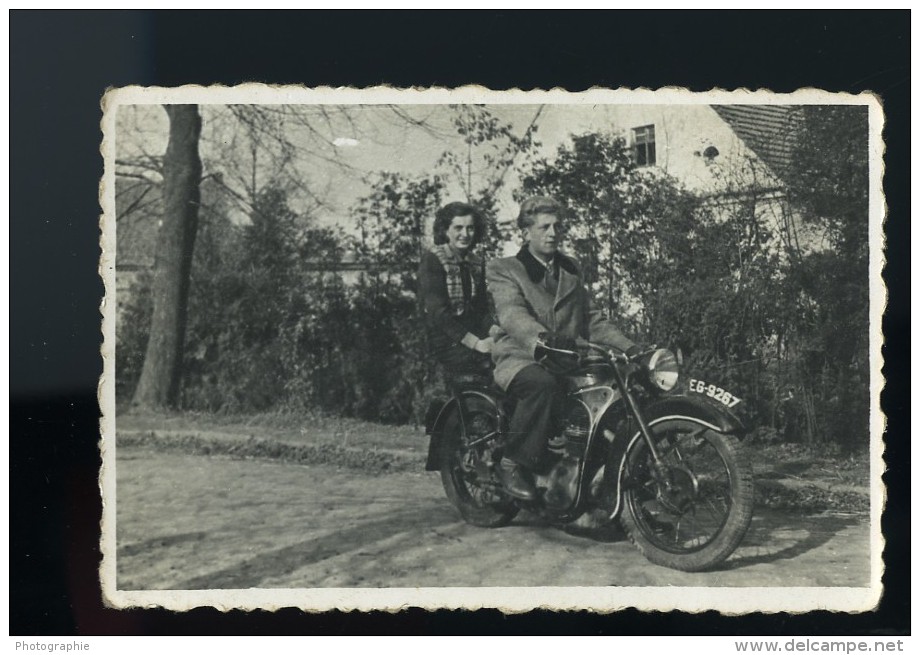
[115,447,871,590]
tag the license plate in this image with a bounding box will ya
[688,378,742,408]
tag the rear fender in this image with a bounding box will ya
[424,399,448,436]
[601,394,746,516]
[425,390,502,471]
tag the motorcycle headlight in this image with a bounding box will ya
[647,348,680,391]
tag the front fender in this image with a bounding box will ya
[643,394,746,435]
[598,393,746,517]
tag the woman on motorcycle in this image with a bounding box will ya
[418,201,494,377]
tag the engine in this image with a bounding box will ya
[561,401,591,458]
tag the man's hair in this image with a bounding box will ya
[432,201,486,246]
[516,196,566,230]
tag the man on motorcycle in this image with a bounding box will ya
[486,196,641,500]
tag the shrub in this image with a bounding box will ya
[115,270,153,407]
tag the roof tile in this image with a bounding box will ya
[712,105,803,183]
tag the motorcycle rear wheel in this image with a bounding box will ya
[439,398,519,528]
[619,417,754,572]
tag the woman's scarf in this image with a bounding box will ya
[432,244,483,316]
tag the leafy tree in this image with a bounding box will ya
[780,105,870,447]
[349,172,447,423]
[175,185,347,412]
[520,132,786,430]
[352,171,445,292]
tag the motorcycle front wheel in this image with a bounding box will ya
[619,417,754,572]
[439,395,520,528]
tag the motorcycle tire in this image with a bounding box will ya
[619,417,754,572]
[439,395,519,528]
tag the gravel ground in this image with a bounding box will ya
[115,446,872,591]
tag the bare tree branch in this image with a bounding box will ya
[486,105,544,198]
[115,170,158,182]
[385,106,452,139]
[116,184,154,222]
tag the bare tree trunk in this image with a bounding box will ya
[131,105,202,410]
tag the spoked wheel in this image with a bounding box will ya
[619,417,754,572]
[439,394,519,528]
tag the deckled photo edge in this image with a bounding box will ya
[100,83,876,107]
[104,585,880,615]
[866,94,887,611]
[99,87,121,608]
[98,86,885,614]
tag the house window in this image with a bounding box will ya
[632,124,656,166]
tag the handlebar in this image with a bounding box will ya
[579,339,630,364]
[541,337,656,364]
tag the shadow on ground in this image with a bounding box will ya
[719,511,862,570]
[175,500,452,589]
[510,507,863,573]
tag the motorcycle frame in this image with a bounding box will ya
[425,357,745,520]
[425,363,650,517]
[528,351,747,519]
[547,360,660,518]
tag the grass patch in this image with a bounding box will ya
[754,483,870,513]
[118,431,423,475]
[747,441,871,489]
[118,409,427,453]
[746,440,871,513]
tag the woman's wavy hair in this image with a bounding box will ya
[432,201,486,246]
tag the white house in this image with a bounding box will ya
[591,103,818,257]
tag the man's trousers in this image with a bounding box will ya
[503,363,564,470]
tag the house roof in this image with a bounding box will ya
[711,105,803,183]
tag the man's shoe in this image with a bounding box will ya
[498,459,537,501]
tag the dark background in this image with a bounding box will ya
[10,10,909,635]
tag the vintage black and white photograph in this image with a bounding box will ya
[99,86,884,612]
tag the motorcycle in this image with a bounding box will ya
[424,338,754,572]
